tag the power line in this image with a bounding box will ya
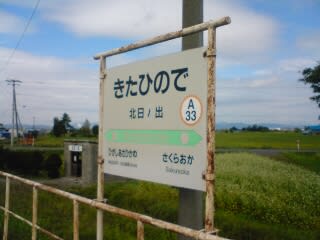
[0,0,41,75]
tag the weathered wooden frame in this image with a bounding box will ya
[0,170,230,240]
[94,16,231,239]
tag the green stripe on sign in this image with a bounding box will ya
[105,129,202,147]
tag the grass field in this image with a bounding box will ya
[27,131,320,149]
[275,152,320,174]
[215,153,320,239]
[1,152,319,239]
[33,135,97,148]
[216,131,320,149]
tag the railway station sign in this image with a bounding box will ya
[103,47,207,191]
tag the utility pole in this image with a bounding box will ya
[6,79,22,146]
[178,1,203,240]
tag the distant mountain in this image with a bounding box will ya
[2,124,51,131]
[216,122,306,130]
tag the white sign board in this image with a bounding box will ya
[68,145,83,152]
[103,47,207,191]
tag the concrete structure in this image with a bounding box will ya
[64,140,98,183]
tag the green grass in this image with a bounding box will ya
[215,210,319,240]
[216,131,320,149]
[1,153,320,239]
[5,131,319,149]
[275,152,320,174]
[0,180,178,240]
[34,135,66,147]
[215,153,320,239]
[26,135,97,148]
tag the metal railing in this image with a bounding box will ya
[0,171,229,240]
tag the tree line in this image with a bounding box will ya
[229,124,270,132]
[51,113,98,137]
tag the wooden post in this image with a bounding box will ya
[73,200,79,240]
[205,26,216,233]
[137,220,144,240]
[97,56,106,240]
[296,139,300,152]
[94,17,230,60]
[3,177,10,240]
[32,186,38,240]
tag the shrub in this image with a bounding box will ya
[30,151,44,175]
[45,154,62,178]
[1,150,43,175]
[0,145,7,169]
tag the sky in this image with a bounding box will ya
[0,0,319,128]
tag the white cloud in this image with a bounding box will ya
[0,48,99,125]
[296,32,320,56]
[278,58,317,72]
[204,0,279,63]
[216,82,319,125]
[248,77,279,88]
[215,53,319,125]
[253,69,273,76]
[43,0,181,39]
[0,10,24,34]
[39,0,278,64]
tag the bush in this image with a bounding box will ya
[92,124,99,136]
[0,149,64,178]
[1,150,44,175]
[242,124,270,132]
[45,154,62,178]
[0,145,8,169]
[30,151,44,175]
[20,151,43,175]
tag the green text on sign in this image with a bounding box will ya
[106,129,202,147]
